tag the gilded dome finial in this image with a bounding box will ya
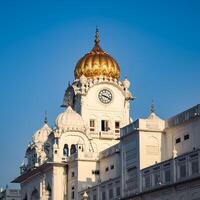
[95,26,100,46]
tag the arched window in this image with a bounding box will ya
[71,186,75,199]
[63,144,69,157]
[31,189,39,200]
[70,144,76,155]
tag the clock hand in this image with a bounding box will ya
[102,94,111,100]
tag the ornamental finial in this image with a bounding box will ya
[150,99,155,114]
[95,26,100,46]
[44,110,48,124]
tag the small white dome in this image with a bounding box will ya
[55,106,85,132]
[123,77,130,89]
[32,123,52,144]
[80,74,87,84]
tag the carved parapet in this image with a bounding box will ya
[71,76,134,100]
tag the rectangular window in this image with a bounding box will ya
[116,187,120,196]
[164,169,171,183]
[101,120,109,131]
[105,167,109,172]
[126,167,138,190]
[109,189,113,199]
[92,170,100,175]
[90,119,95,132]
[110,165,114,170]
[71,171,75,177]
[180,164,186,178]
[176,137,181,144]
[102,191,106,200]
[184,134,189,140]
[153,172,161,186]
[144,175,151,188]
[93,194,97,200]
[190,153,199,175]
[115,121,120,133]
[191,161,199,175]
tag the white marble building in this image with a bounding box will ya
[12,29,200,200]
[0,188,21,200]
[81,104,200,200]
[120,104,200,200]
[12,29,133,200]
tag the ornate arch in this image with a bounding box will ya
[59,131,95,153]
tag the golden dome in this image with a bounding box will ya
[74,28,120,80]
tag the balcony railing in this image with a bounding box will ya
[141,149,200,192]
[166,104,200,128]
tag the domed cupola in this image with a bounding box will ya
[74,28,120,80]
[32,117,52,144]
[55,106,86,132]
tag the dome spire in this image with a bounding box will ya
[148,100,161,120]
[44,110,48,124]
[150,99,155,114]
[92,26,102,52]
[94,26,100,46]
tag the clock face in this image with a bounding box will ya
[98,89,112,104]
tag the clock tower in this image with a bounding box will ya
[13,29,135,200]
[62,28,134,152]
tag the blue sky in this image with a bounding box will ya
[0,0,200,188]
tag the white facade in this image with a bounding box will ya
[79,105,200,200]
[0,189,21,200]
[12,31,200,200]
[120,104,200,200]
[12,31,133,200]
